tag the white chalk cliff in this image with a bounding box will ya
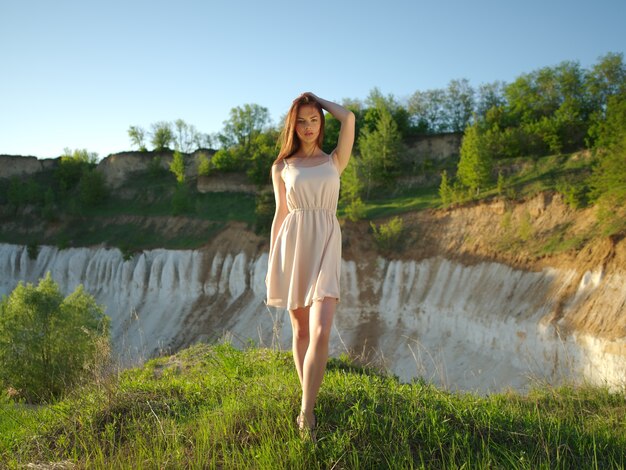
[1,242,624,394]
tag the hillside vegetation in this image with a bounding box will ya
[1,343,625,469]
[1,54,624,255]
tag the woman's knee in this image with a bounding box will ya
[293,324,310,341]
[310,324,331,345]
[290,307,310,341]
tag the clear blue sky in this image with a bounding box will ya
[1,0,624,159]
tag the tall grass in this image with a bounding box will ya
[1,343,624,469]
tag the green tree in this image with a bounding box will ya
[439,170,452,206]
[0,273,109,403]
[151,121,174,151]
[56,148,98,192]
[358,106,403,197]
[476,81,507,119]
[247,130,279,186]
[457,123,492,195]
[128,125,147,151]
[170,150,186,183]
[339,158,365,221]
[211,147,241,172]
[589,92,626,233]
[408,88,449,133]
[219,104,271,153]
[444,78,475,132]
[174,119,200,153]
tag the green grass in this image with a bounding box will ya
[1,343,624,469]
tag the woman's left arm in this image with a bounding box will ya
[305,93,355,174]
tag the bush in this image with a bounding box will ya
[254,189,274,235]
[197,152,212,176]
[345,197,366,222]
[370,216,404,251]
[78,169,109,207]
[556,179,588,209]
[0,273,109,403]
[56,148,97,192]
[170,150,185,183]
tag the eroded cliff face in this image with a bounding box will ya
[1,204,624,393]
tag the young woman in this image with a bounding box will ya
[265,92,355,439]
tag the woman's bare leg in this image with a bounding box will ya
[300,298,336,426]
[289,306,310,386]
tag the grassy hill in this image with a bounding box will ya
[1,343,625,469]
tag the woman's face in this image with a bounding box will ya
[295,104,322,146]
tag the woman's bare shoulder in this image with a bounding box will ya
[272,159,286,170]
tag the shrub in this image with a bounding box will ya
[439,170,452,206]
[345,197,366,222]
[0,273,109,403]
[170,150,185,183]
[254,189,274,235]
[197,152,212,176]
[370,216,404,251]
[556,179,588,209]
[78,169,109,207]
[56,148,97,192]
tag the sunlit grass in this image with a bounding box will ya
[2,343,624,469]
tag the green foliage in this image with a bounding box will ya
[588,91,626,234]
[211,147,241,172]
[556,178,588,209]
[408,79,476,133]
[457,123,493,194]
[254,189,274,235]
[439,170,452,206]
[150,121,174,151]
[78,169,109,207]
[496,171,506,195]
[370,216,404,251]
[219,103,270,151]
[0,273,109,403]
[344,197,366,222]
[56,148,98,192]
[517,210,534,242]
[246,130,279,186]
[196,152,212,176]
[41,187,57,221]
[173,119,201,153]
[127,125,147,151]
[169,150,186,183]
[147,155,167,178]
[339,159,366,221]
[358,106,403,197]
[171,183,193,215]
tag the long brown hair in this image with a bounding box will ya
[273,95,325,166]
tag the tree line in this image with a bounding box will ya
[126,53,624,200]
